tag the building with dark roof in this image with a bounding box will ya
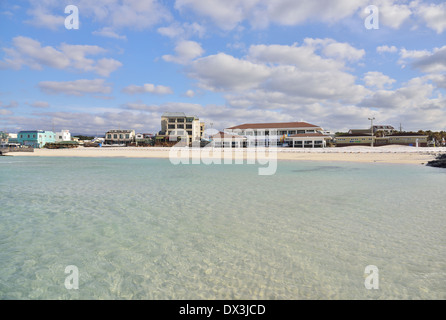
[225,121,324,147]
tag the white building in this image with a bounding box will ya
[160,112,204,145]
[211,131,247,148]
[284,133,332,148]
[55,130,71,142]
[225,121,324,146]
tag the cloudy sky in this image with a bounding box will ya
[0,0,445,134]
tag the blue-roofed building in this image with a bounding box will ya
[17,130,56,148]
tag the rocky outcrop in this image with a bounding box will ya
[426,153,446,168]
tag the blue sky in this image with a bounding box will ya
[0,0,445,134]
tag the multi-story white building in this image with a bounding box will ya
[160,112,204,145]
[55,130,71,142]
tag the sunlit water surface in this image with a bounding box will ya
[0,156,444,299]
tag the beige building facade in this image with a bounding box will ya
[160,112,203,145]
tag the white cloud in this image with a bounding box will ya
[38,79,112,96]
[122,102,160,111]
[157,22,205,39]
[0,36,70,70]
[190,41,367,102]
[363,71,396,89]
[0,36,122,76]
[24,6,65,30]
[415,2,446,34]
[0,109,13,115]
[189,52,271,91]
[0,100,19,108]
[425,74,446,89]
[122,83,174,95]
[28,101,50,108]
[376,0,413,29]
[400,46,446,73]
[248,42,343,71]
[185,90,195,97]
[377,45,398,54]
[306,38,365,62]
[25,0,172,30]
[162,40,204,64]
[175,0,259,30]
[175,0,370,30]
[92,27,127,40]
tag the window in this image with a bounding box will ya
[187,131,192,136]
[177,124,184,129]
[28,135,30,138]
[107,134,111,139]
[125,134,129,139]
[168,118,176,123]
[33,134,36,138]
[186,118,194,123]
[114,134,117,139]
[168,124,175,129]
[186,124,192,129]
[177,118,185,123]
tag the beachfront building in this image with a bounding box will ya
[200,122,205,140]
[136,133,154,140]
[17,130,56,148]
[349,125,396,136]
[104,129,135,146]
[335,134,375,147]
[225,121,324,147]
[0,131,8,144]
[335,133,428,147]
[211,131,247,148]
[55,130,71,142]
[160,112,202,146]
[135,133,154,146]
[377,133,428,147]
[284,133,333,148]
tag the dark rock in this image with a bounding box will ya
[426,153,446,168]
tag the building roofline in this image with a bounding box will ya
[226,121,321,130]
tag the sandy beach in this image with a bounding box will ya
[6,145,446,165]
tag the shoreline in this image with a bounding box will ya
[5,145,446,165]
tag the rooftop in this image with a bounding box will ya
[212,132,246,140]
[162,112,198,119]
[289,133,331,138]
[227,121,321,130]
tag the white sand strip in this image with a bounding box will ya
[7,145,446,165]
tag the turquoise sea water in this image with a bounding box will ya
[0,156,445,299]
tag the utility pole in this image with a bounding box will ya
[368,117,375,147]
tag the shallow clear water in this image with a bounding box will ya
[0,156,445,299]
